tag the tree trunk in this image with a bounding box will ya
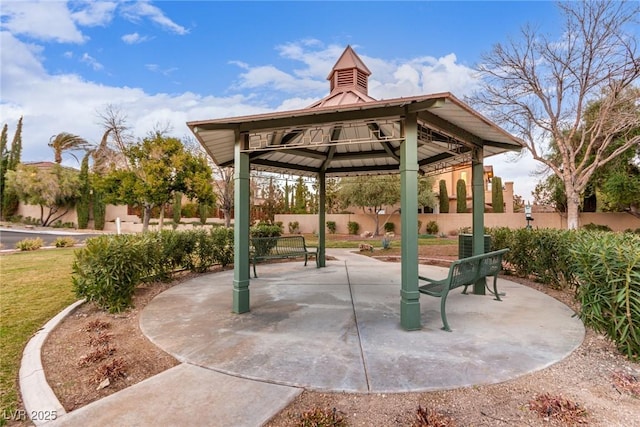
[223,210,231,228]
[142,205,152,232]
[158,205,165,229]
[566,190,581,230]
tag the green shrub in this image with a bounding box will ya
[425,220,439,235]
[582,223,613,232]
[326,221,336,234]
[172,192,182,229]
[15,237,44,251]
[54,236,77,248]
[348,221,359,235]
[181,203,198,218]
[571,231,640,360]
[72,235,154,312]
[383,222,395,233]
[52,220,75,229]
[250,224,282,257]
[288,221,300,234]
[210,227,234,267]
[198,203,210,224]
[184,229,217,273]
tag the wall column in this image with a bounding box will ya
[317,172,326,267]
[400,112,421,330]
[472,145,486,295]
[233,133,250,313]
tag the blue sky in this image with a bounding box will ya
[2,1,567,200]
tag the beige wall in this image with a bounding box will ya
[276,212,640,235]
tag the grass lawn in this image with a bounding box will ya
[0,249,78,422]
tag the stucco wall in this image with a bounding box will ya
[275,212,640,235]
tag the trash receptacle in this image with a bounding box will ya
[458,234,491,258]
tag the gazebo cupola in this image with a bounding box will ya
[309,45,375,108]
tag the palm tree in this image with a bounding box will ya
[48,132,89,164]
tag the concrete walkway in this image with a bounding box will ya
[39,249,584,426]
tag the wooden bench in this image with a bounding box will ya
[250,235,318,278]
[418,248,509,331]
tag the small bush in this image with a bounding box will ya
[414,405,456,427]
[210,227,234,268]
[326,221,336,234]
[72,235,155,313]
[348,221,359,235]
[288,221,300,234]
[528,393,587,425]
[417,220,423,234]
[298,407,346,427]
[15,237,44,251]
[92,357,127,384]
[381,236,391,249]
[54,236,77,247]
[52,220,75,229]
[383,222,395,233]
[181,203,198,218]
[582,223,612,232]
[425,221,439,235]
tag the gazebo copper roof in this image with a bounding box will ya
[188,46,523,177]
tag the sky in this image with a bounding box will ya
[1,0,572,201]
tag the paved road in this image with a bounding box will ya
[0,229,104,249]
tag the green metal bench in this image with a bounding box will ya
[250,236,318,278]
[418,248,510,331]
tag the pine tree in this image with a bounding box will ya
[76,153,91,229]
[2,117,22,219]
[456,179,467,213]
[93,189,106,230]
[8,116,22,169]
[491,177,504,213]
[0,124,8,220]
[438,180,449,213]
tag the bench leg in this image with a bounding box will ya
[462,285,470,295]
[491,275,502,301]
[252,260,258,278]
[304,255,308,266]
[440,293,452,332]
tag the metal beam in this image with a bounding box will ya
[368,123,400,162]
[417,110,483,148]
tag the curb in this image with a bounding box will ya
[19,300,85,425]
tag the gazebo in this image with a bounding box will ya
[188,46,523,330]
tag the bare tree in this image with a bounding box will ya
[213,165,234,227]
[473,0,640,229]
[93,105,134,173]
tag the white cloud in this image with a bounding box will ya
[120,1,188,35]
[122,32,149,44]
[70,1,117,27]
[81,53,103,71]
[0,1,86,43]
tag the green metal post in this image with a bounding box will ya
[318,172,326,267]
[400,112,421,330]
[471,145,486,295]
[233,133,250,313]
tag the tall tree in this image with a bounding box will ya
[5,164,80,226]
[99,132,214,231]
[456,179,467,213]
[7,116,22,170]
[1,118,22,219]
[293,176,309,214]
[491,177,504,213]
[48,132,89,164]
[76,153,91,229]
[474,0,640,229]
[93,105,133,174]
[438,180,449,213]
[212,166,234,227]
[339,175,400,236]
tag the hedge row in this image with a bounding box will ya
[488,227,639,360]
[73,228,234,313]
